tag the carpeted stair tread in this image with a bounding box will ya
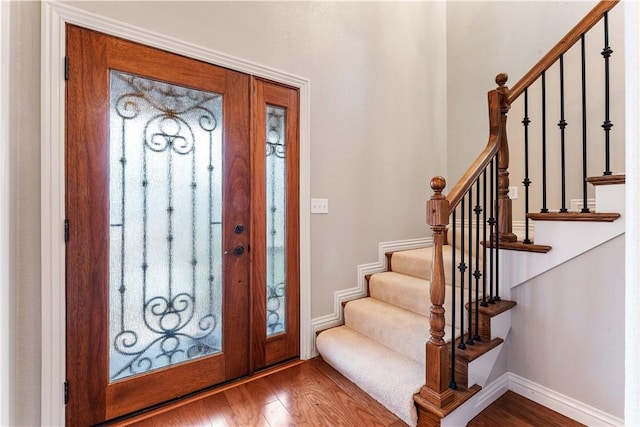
[316,325,424,426]
[391,245,479,285]
[344,298,427,364]
[369,271,430,316]
[368,272,463,327]
[390,247,432,280]
[344,297,458,364]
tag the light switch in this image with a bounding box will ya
[311,198,329,214]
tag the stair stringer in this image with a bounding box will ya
[439,311,512,426]
[501,183,625,292]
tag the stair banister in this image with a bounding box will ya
[419,84,505,408]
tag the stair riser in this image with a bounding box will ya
[391,246,489,289]
[344,299,428,365]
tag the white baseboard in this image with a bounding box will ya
[309,237,432,355]
[444,372,624,427]
[508,373,624,426]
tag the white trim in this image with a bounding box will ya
[625,1,640,424]
[310,237,432,355]
[508,373,624,427]
[444,371,626,427]
[41,2,312,425]
[41,2,66,425]
[0,2,11,425]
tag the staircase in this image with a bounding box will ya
[317,243,519,425]
[318,176,624,424]
[317,1,624,426]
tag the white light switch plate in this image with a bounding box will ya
[311,198,329,214]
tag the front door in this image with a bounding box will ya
[65,26,251,425]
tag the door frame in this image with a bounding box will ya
[40,2,311,425]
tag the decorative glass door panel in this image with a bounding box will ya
[266,105,287,337]
[108,71,224,381]
[252,79,300,370]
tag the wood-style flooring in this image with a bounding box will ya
[468,390,585,427]
[115,358,583,427]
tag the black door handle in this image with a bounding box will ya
[233,245,245,256]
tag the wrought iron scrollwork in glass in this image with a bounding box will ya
[109,71,223,381]
[266,105,287,336]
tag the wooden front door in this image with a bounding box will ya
[65,25,251,425]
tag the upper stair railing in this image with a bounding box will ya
[417,0,621,412]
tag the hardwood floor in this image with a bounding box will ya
[113,358,583,427]
[468,391,585,427]
[116,357,405,427]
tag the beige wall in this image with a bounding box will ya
[8,2,41,425]
[9,1,447,424]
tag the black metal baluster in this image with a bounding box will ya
[581,34,590,213]
[494,157,501,302]
[466,190,474,345]
[540,71,549,213]
[558,55,568,213]
[481,169,488,307]
[473,181,482,341]
[488,158,495,304]
[522,89,532,243]
[458,198,467,350]
[602,11,613,176]
[450,209,458,389]
[191,143,197,299]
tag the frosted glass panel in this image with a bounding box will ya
[109,71,223,381]
[266,105,287,336]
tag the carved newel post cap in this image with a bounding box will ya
[430,176,446,194]
[495,73,508,87]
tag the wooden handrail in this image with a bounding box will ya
[508,0,619,103]
[446,82,503,212]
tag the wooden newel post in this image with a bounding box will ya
[419,176,454,407]
[495,73,517,243]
